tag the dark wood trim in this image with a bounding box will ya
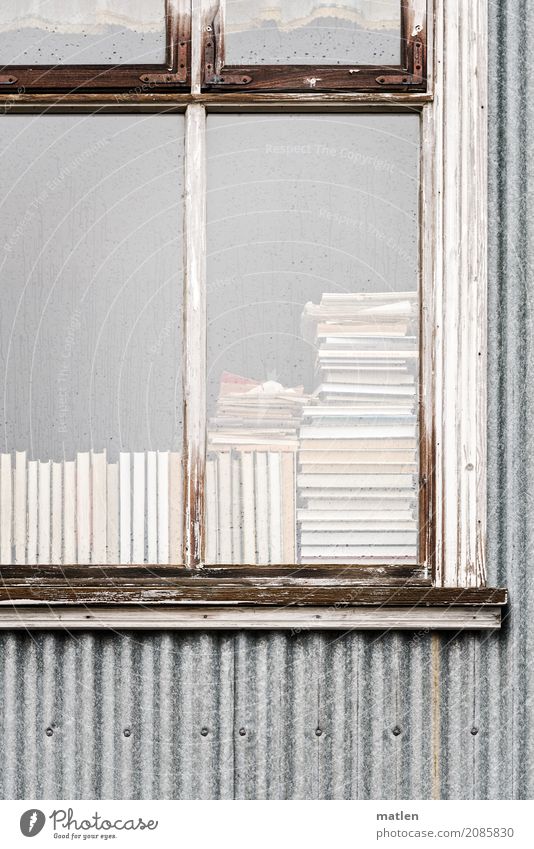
[0,93,432,111]
[202,0,427,94]
[0,0,190,93]
[0,564,429,583]
[0,567,507,607]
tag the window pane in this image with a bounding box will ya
[0,1,166,65]
[224,1,401,66]
[207,113,420,566]
[0,115,184,565]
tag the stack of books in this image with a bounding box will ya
[298,292,419,564]
[206,372,308,563]
[207,372,308,452]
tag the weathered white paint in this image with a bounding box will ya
[425,0,488,587]
[184,103,207,567]
[0,605,502,630]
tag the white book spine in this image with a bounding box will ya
[268,453,282,564]
[281,453,296,562]
[217,452,232,563]
[254,453,269,566]
[157,451,169,564]
[51,462,62,564]
[0,453,12,564]
[231,454,242,564]
[38,460,51,565]
[147,451,157,564]
[241,452,255,564]
[132,452,145,563]
[63,460,76,564]
[169,452,182,565]
[76,453,91,565]
[106,462,120,565]
[27,461,38,564]
[14,452,26,565]
[205,457,218,565]
[119,453,131,564]
[92,451,107,564]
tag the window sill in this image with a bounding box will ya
[0,568,506,630]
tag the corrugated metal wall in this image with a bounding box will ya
[0,0,532,799]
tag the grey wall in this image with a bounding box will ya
[0,0,532,799]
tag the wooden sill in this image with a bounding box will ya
[0,604,503,630]
[0,568,506,629]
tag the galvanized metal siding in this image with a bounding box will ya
[0,0,532,799]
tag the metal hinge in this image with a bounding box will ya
[139,72,186,85]
[376,41,424,87]
[203,23,252,86]
[0,75,17,85]
[205,74,252,85]
[139,32,188,85]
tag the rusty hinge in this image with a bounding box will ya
[206,74,252,85]
[139,32,188,85]
[0,75,18,85]
[376,41,424,87]
[139,71,186,85]
[203,23,251,86]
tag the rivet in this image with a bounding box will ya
[201,727,209,737]
[466,462,474,471]
[239,727,246,736]
[392,726,402,737]
[123,728,131,738]
[471,726,479,736]
[315,727,323,737]
[45,727,53,737]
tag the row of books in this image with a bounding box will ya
[0,451,182,565]
[298,291,419,563]
[205,450,296,564]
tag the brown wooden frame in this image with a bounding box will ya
[202,0,427,94]
[0,566,506,606]
[0,0,190,93]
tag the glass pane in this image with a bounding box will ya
[0,115,184,565]
[0,0,166,65]
[224,0,401,66]
[207,113,420,566]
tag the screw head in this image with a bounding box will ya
[315,728,323,737]
[471,726,479,736]
[392,726,402,737]
[123,728,131,738]
[239,727,246,736]
[45,727,53,737]
[201,727,209,737]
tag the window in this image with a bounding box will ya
[202,0,427,92]
[0,0,189,90]
[0,1,506,630]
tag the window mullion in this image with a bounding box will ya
[183,103,207,568]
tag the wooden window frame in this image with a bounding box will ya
[0,0,507,630]
[0,0,191,92]
[201,0,428,93]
